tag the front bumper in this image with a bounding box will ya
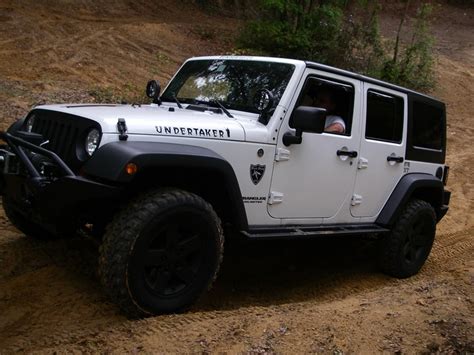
[0,131,120,232]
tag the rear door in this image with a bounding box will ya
[351,83,407,218]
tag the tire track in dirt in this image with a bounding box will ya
[1,228,471,352]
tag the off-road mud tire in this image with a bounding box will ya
[378,199,436,278]
[2,196,56,240]
[99,188,224,317]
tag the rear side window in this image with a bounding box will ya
[365,90,404,143]
[412,101,443,150]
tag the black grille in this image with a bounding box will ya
[29,109,101,172]
[34,116,80,159]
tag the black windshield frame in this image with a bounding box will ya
[161,59,296,117]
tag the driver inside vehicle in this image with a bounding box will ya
[302,86,346,134]
[312,89,346,134]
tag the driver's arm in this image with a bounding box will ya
[325,122,345,134]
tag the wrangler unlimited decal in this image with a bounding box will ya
[242,196,267,204]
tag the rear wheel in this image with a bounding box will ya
[378,199,436,278]
[99,188,224,317]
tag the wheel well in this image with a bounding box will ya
[376,173,444,227]
[125,166,246,230]
[410,186,443,219]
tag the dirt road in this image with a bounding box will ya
[0,1,472,353]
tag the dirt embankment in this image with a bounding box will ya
[0,1,472,353]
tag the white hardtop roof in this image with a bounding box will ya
[187,55,306,67]
[186,55,441,103]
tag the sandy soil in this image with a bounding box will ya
[0,1,472,353]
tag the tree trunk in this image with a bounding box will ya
[393,0,411,64]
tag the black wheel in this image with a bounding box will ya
[99,188,224,317]
[2,196,54,240]
[378,199,436,278]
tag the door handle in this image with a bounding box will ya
[387,155,404,163]
[337,150,358,158]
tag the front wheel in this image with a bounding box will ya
[378,199,436,278]
[99,188,224,317]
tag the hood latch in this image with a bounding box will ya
[117,118,128,141]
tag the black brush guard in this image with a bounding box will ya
[0,131,120,233]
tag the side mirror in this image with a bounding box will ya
[283,106,327,146]
[146,80,161,104]
[292,106,326,133]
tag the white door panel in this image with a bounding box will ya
[350,84,407,218]
[268,71,362,221]
[269,134,358,218]
[350,140,405,217]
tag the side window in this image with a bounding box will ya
[365,90,404,143]
[291,77,354,135]
[412,101,443,150]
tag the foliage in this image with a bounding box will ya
[381,3,435,90]
[238,0,436,91]
[239,1,346,62]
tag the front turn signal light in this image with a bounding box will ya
[125,163,138,175]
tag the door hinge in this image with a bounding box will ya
[357,157,368,169]
[268,191,284,205]
[351,194,363,206]
[117,118,128,141]
[275,148,290,162]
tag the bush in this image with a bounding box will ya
[239,1,345,62]
[238,0,436,91]
[381,3,435,91]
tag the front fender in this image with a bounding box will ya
[83,141,248,230]
[83,141,232,182]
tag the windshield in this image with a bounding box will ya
[161,59,295,115]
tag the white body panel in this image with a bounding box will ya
[350,83,408,219]
[268,70,362,224]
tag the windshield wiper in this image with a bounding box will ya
[211,99,234,118]
[172,93,183,109]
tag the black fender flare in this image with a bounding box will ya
[82,141,248,230]
[376,173,444,227]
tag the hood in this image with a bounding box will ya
[36,103,272,143]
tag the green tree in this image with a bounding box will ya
[238,0,436,91]
[382,3,435,90]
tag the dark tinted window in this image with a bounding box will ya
[412,101,443,150]
[291,77,354,135]
[366,90,404,143]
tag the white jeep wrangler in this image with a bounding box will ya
[0,56,450,316]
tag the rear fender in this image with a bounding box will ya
[376,173,445,226]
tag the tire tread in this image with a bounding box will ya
[99,188,224,317]
[379,199,436,278]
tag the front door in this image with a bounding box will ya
[350,83,407,218]
[268,73,361,222]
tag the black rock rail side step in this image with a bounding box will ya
[241,224,390,240]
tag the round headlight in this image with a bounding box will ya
[85,128,100,156]
[25,115,35,132]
